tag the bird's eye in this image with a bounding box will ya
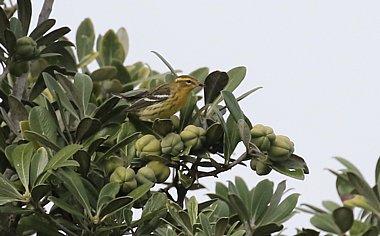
[185,80,192,85]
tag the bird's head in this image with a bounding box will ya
[172,75,204,92]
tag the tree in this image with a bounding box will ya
[12,1,380,235]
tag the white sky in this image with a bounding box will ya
[30,0,380,233]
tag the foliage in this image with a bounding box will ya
[0,1,309,235]
[298,157,380,236]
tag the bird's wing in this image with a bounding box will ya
[126,84,171,112]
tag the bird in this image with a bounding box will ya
[123,75,204,120]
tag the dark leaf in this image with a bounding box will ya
[48,196,84,218]
[37,27,71,46]
[253,223,283,236]
[40,40,75,54]
[99,196,133,220]
[24,130,60,151]
[31,184,50,202]
[76,117,101,142]
[90,66,117,81]
[4,29,16,54]
[8,95,28,121]
[97,132,140,163]
[93,96,120,119]
[73,150,91,176]
[29,19,56,40]
[332,207,353,233]
[347,172,380,212]
[363,227,378,236]
[204,71,229,104]
[0,7,10,41]
[17,214,61,236]
[55,168,92,216]
[17,0,32,36]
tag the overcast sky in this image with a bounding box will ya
[31,1,380,233]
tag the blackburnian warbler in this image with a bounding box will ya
[124,75,203,120]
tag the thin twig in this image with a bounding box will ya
[198,152,248,178]
[37,0,54,25]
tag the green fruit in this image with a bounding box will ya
[110,166,137,193]
[250,124,276,151]
[161,133,184,156]
[268,135,294,161]
[170,115,180,130]
[146,161,170,183]
[255,161,272,175]
[180,125,206,150]
[15,36,37,58]
[104,156,124,175]
[9,61,29,76]
[135,134,161,162]
[136,166,156,185]
[250,158,258,171]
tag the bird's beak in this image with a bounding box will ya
[198,83,205,87]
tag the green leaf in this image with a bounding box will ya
[0,173,23,202]
[97,182,120,212]
[92,96,120,120]
[0,107,20,137]
[36,26,71,46]
[0,174,23,205]
[29,19,56,40]
[215,217,229,236]
[17,214,61,236]
[186,196,198,226]
[40,40,75,54]
[74,73,92,115]
[151,51,177,76]
[77,51,98,68]
[363,227,378,236]
[17,0,32,36]
[43,72,79,120]
[237,119,251,148]
[8,95,28,121]
[98,132,140,163]
[179,92,198,130]
[224,115,241,163]
[310,213,340,234]
[44,144,82,171]
[117,27,129,57]
[76,18,95,61]
[99,196,133,220]
[322,200,340,212]
[228,193,250,223]
[127,183,154,206]
[12,143,34,192]
[24,130,60,152]
[222,90,244,121]
[48,196,84,218]
[199,213,212,236]
[259,181,286,224]
[250,179,273,223]
[270,193,300,224]
[347,172,380,213]
[98,29,125,66]
[29,106,58,144]
[10,17,23,39]
[332,207,353,233]
[90,66,118,81]
[272,165,305,180]
[334,157,364,179]
[55,168,92,216]
[204,71,229,104]
[141,192,167,218]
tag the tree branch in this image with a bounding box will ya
[37,0,54,25]
[198,152,248,178]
